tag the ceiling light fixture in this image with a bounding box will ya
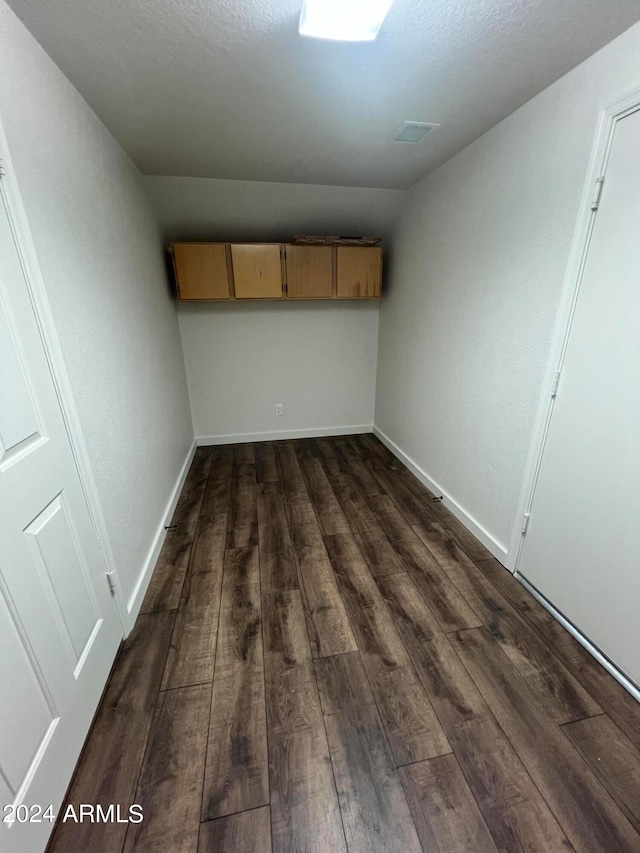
[299,0,395,42]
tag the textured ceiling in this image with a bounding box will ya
[7,0,640,188]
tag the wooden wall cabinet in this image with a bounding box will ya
[172,243,231,300]
[284,245,333,299]
[171,242,382,301]
[336,247,382,298]
[231,244,283,299]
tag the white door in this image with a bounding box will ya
[518,107,640,687]
[0,180,122,852]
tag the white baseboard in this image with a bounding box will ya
[197,424,373,446]
[125,439,197,630]
[372,425,508,562]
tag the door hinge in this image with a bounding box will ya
[590,177,604,211]
[106,571,117,594]
[0,161,6,179]
[551,370,561,398]
[521,512,531,535]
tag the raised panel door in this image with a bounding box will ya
[0,173,121,853]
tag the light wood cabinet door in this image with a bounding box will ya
[231,244,283,299]
[284,245,334,298]
[336,247,382,298]
[173,243,231,300]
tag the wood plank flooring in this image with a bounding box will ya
[48,437,640,853]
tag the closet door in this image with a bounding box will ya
[0,177,121,853]
[518,107,640,686]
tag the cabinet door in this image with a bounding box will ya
[231,244,283,299]
[285,245,334,298]
[336,247,382,298]
[172,243,231,300]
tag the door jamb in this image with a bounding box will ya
[0,114,128,635]
[507,86,640,572]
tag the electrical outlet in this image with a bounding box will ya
[275,403,283,416]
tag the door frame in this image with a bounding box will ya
[507,85,640,573]
[0,114,127,635]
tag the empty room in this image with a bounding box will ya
[1,0,640,851]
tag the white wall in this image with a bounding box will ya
[145,176,403,441]
[375,20,640,559]
[0,0,194,616]
[179,301,378,442]
[144,176,404,244]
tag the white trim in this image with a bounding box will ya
[373,426,507,561]
[508,85,640,571]
[0,116,130,631]
[197,424,373,446]
[125,439,197,626]
[517,573,640,705]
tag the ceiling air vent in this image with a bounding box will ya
[391,121,440,144]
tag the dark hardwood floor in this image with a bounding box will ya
[48,435,640,853]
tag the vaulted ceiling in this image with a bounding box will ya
[7,0,640,188]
